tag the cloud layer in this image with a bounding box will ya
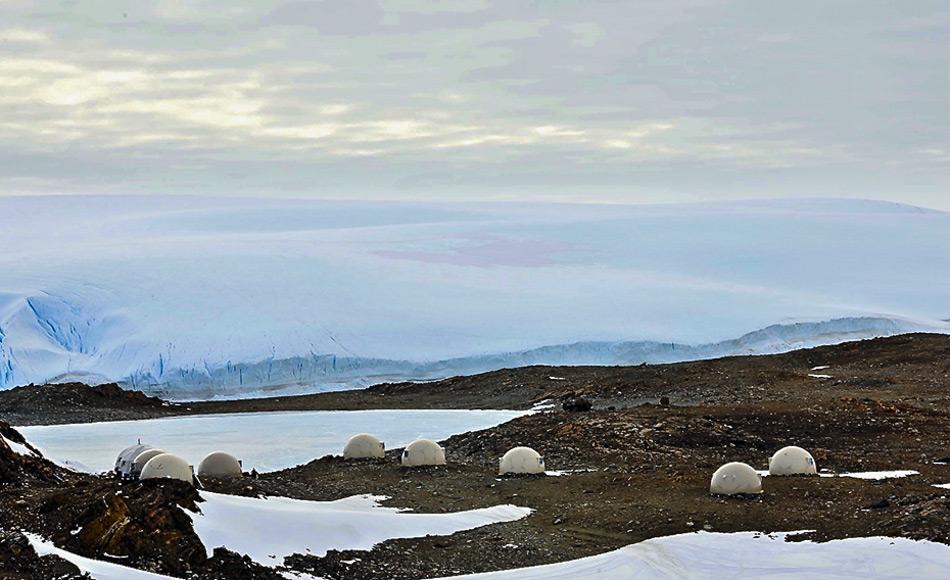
[1,1,947,206]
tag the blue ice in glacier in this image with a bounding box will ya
[1,195,948,397]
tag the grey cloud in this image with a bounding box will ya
[0,0,947,208]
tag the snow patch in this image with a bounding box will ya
[439,531,950,579]
[758,469,920,480]
[187,491,531,567]
[1,434,37,457]
[837,470,919,480]
[24,532,181,580]
[545,469,597,477]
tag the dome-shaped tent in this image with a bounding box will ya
[710,462,762,495]
[499,446,545,475]
[401,439,446,467]
[131,448,165,479]
[343,433,385,459]
[197,451,243,478]
[141,453,193,485]
[768,446,817,476]
[115,443,153,479]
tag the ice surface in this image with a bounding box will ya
[24,532,181,580]
[441,531,950,579]
[18,409,526,473]
[2,196,949,397]
[188,492,531,567]
[935,483,950,489]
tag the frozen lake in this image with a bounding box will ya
[18,409,526,473]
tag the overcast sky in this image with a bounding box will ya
[1,1,947,208]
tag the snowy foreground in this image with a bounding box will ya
[18,409,525,473]
[27,527,950,580]
[2,196,949,397]
[443,531,950,579]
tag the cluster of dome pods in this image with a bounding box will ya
[114,444,244,486]
[344,434,546,475]
[116,435,545,486]
[710,446,817,495]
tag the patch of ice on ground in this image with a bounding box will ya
[837,470,919,480]
[1,434,37,457]
[19,409,526,473]
[808,373,833,379]
[24,532,181,580]
[544,469,597,477]
[187,491,531,567]
[530,399,557,411]
[758,469,919,480]
[280,572,326,580]
[934,483,950,490]
[439,531,950,579]
[811,365,830,371]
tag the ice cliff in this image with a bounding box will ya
[2,196,948,398]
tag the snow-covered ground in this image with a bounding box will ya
[188,492,531,567]
[2,196,949,397]
[25,533,180,580]
[1,433,38,458]
[442,531,950,579]
[18,409,525,473]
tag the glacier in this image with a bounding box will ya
[1,195,948,398]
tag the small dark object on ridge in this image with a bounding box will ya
[660,396,671,407]
[563,397,592,412]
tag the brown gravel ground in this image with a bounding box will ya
[0,333,948,579]
[4,333,949,426]
[204,396,950,579]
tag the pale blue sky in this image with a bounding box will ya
[1,1,947,208]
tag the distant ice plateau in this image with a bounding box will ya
[1,196,948,399]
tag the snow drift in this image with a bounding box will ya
[2,196,948,398]
[441,531,950,579]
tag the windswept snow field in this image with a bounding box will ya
[2,196,948,397]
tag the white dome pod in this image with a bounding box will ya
[140,453,193,485]
[499,446,545,475]
[197,451,243,478]
[401,438,446,467]
[343,433,385,459]
[769,446,817,476]
[115,443,153,478]
[131,448,165,479]
[710,462,762,495]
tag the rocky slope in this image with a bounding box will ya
[0,334,947,578]
[3,333,948,426]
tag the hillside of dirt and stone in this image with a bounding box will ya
[3,333,949,426]
[0,333,948,579]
